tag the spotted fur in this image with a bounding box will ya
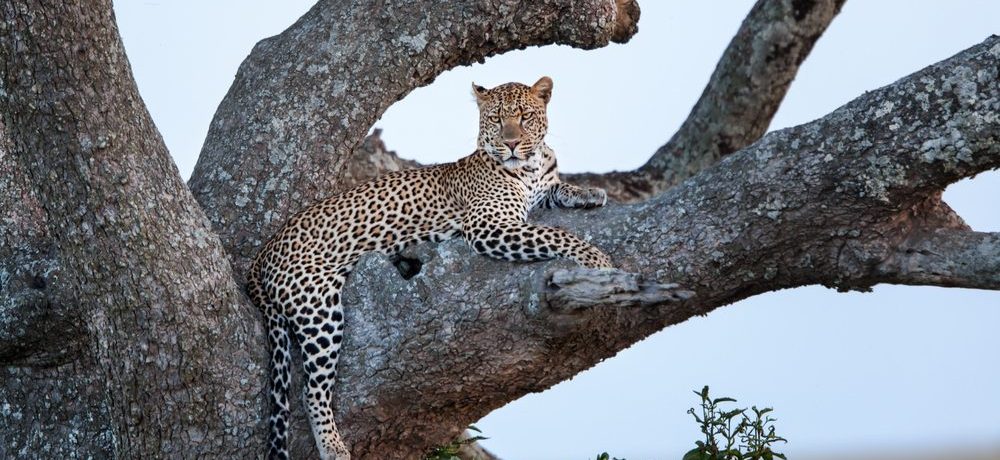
[247,77,612,460]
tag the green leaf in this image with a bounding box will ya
[721,409,745,420]
[682,448,707,460]
[467,425,482,433]
[713,397,737,404]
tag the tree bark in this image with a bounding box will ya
[1,1,264,457]
[1,0,998,459]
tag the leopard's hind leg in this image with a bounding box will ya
[287,270,350,460]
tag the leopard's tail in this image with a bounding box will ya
[247,259,292,460]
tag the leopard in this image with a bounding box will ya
[246,76,613,460]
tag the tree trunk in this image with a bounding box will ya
[1,1,263,457]
[1,0,997,459]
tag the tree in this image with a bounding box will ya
[1,0,997,458]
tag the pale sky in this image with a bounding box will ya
[114,1,1000,458]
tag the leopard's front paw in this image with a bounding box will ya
[580,187,607,209]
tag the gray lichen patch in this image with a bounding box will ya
[752,193,790,220]
[860,155,908,202]
[397,31,429,54]
[940,65,980,107]
[920,125,974,169]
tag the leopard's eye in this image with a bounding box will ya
[522,112,535,120]
[487,115,500,124]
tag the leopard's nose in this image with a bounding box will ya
[504,140,520,152]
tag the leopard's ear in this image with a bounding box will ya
[531,76,553,104]
[471,82,489,104]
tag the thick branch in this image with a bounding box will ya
[322,36,999,457]
[879,229,1000,290]
[543,268,693,313]
[567,0,845,201]
[188,0,640,274]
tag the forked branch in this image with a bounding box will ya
[188,0,642,274]
[566,0,847,201]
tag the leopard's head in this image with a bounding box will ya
[472,76,552,168]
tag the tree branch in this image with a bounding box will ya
[317,36,1000,457]
[188,0,641,273]
[566,0,846,201]
[879,229,1000,290]
[543,268,694,313]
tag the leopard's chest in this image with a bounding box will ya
[518,155,553,212]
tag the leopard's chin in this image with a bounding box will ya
[503,157,525,169]
[490,149,528,169]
